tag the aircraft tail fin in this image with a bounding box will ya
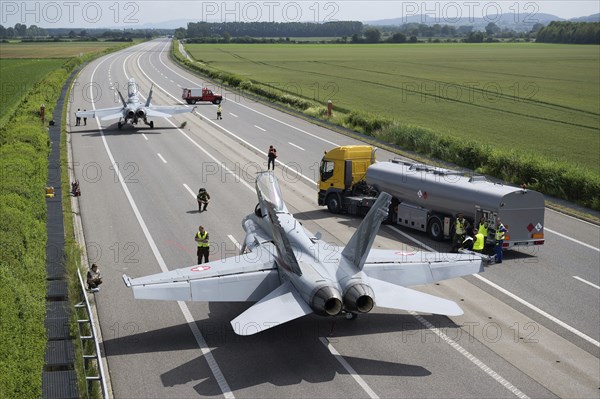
[145,84,154,107]
[341,192,392,270]
[256,172,302,276]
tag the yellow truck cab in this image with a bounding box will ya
[318,145,376,213]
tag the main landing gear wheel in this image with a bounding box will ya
[345,312,357,320]
[149,121,154,129]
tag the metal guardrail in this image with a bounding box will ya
[75,270,109,398]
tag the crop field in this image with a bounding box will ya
[185,43,600,173]
[0,41,116,58]
[0,58,66,123]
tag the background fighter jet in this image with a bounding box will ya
[123,172,484,336]
[76,78,195,129]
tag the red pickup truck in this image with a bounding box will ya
[182,88,223,104]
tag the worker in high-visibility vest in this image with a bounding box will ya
[494,218,507,263]
[477,217,489,252]
[195,225,210,264]
[478,217,488,240]
[452,213,468,252]
[473,229,485,253]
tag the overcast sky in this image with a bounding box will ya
[1,1,599,28]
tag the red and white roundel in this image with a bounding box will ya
[190,265,211,272]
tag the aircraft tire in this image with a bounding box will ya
[150,121,154,129]
[345,312,357,320]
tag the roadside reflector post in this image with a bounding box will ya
[327,100,332,117]
[40,104,45,123]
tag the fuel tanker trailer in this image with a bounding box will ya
[318,145,545,249]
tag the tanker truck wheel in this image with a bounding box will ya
[427,216,444,241]
[326,194,341,214]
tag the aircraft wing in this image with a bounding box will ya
[362,250,483,287]
[76,107,123,120]
[123,250,280,302]
[146,105,195,118]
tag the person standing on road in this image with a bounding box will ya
[494,218,507,263]
[267,145,277,170]
[195,225,210,264]
[83,109,87,126]
[452,213,467,252]
[216,104,222,120]
[75,109,81,126]
[477,217,488,250]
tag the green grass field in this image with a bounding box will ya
[185,43,600,173]
[0,58,66,123]
[0,41,117,58]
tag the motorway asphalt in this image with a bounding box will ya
[67,39,599,398]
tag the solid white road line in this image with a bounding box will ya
[472,274,600,347]
[156,41,339,147]
[319,338,380,399]
[288,142,305,151]
[388,226,600,347]
[134,40,596,393]
[228,235,242,251]
[410,312,530,399]
[93,55,236,399]
[545,228,599,252]
[572,276,600,290]
[254,125,266,131]
[183,184,196,198]
[157,153,167,163]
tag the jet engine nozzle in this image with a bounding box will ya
[136,109,146,118]
[126,110,135,119]
[343,283,375,313]
[311,286,343,316]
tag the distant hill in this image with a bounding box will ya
[365,12,599,31]
[365,13,563,26]
[569,13,600,22]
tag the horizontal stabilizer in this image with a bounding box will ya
[369,277,463,316]
[231,281,313,336]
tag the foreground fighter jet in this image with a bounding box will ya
[76,78,194,129]
[123,172,483,335]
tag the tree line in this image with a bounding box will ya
[181,21,363,38]
[0,23,46,38]
[535,21,600,44]
[0,23,171,39]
